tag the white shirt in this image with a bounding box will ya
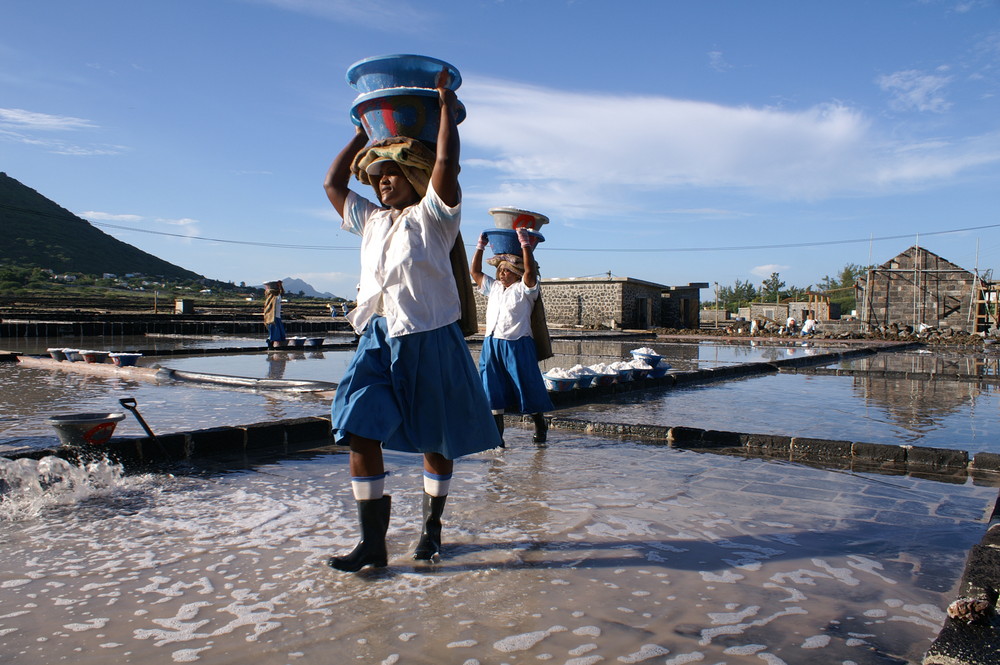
[801,318,817,333]
[479,273,539,340]
[343,183,461,337]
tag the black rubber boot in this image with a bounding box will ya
[493,413,505,448]
[531,413,548,443]
[413,492,448,560]
[327,495,391,572]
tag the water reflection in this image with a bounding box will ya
[3,338,996,455]
[559,372,998,452]
[265,352,288,380]
[843,350,1000,376]
[851,372,989,442]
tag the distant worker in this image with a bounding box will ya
[749,319,760,336]
[263,280,286,348]
[801,314,817,336]
[786,316,797,335]
[470,227,554,446]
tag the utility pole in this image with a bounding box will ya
[714,282,720,329]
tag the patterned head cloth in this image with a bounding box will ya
[351,137,436,200]
[487,253,538,277]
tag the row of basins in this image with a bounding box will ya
[2,336,998,454]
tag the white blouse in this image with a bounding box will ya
[343,183,461,337]
[479,273,539,340]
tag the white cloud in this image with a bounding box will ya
[751,264,789,278]
[241,0,430,29]
[708,51,733,72]
[456,76,1000,220]
[0,107,126,155]
[0,107,96,130]
[877,69,953,113]
[157,217,200,230]
[80,211,143,222]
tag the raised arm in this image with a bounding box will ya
[470,232,488,288]
[431,69,460,207]
[517,228,538,288]
[324,127,369,218]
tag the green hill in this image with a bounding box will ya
[0,172,203,281]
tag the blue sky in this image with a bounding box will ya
[3,1,999,302]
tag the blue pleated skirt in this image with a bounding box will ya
[266,319,286,343]
[478,335,554,414]
[332,316,502,458]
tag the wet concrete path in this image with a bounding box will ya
[1,428,995,664]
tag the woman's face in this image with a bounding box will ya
[497,266,520,287]
[375,163,419,209]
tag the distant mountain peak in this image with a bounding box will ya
[262,277,335,299]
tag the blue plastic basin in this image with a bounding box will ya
[351,88,466,144]
[347,54,462,94]
[483,229,545,255]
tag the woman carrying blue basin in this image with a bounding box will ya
[471,228,553,445]
[263,280,286,349]
[322,67,501,572]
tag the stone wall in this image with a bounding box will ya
[473,277,694,330]
[662,285,705,329]
[860,246,979,330]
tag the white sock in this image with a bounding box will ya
[351,472,388,500]
[423,471,452,497]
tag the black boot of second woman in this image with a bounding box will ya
[531,413,548,443]
[327,495,391,572]
[493,413,505,448]
[413,492,448,561]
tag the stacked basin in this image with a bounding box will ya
[347,54,466,145]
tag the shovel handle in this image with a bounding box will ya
[118,397,156,439]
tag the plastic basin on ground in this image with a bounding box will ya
[81,350,110,364]
[591,373,617,387]
[543,374,577,392]
[109,353,143,367]
[630,351,663,368]
[648,364,671,379]
[47,412,126,447]
[631,366,651,380]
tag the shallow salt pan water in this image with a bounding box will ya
[0,430,992,664]
[561,371,1000,452]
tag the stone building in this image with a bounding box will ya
[743,297,840,326]
[857,246,994,332]
[472,276,707,330]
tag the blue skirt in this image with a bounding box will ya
[331,317,502,459]
[479,335,554,414]
[266,319,286,343]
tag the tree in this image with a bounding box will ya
[717,279,759,312]
[783,284,813,301]
[819,263,871,314]
[760,272,785,303]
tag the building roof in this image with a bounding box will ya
[542,276,708,291]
